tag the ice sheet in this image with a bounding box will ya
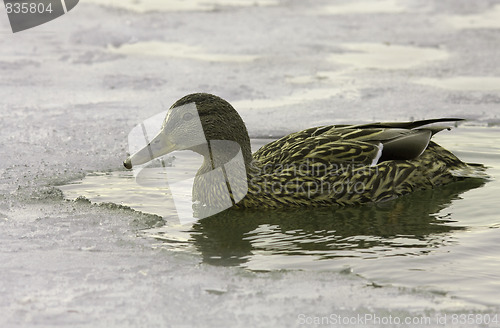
[2,0,500,326]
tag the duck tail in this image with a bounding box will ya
[405,118,464,129]
[417,125,454,137]
[450,162,491,179]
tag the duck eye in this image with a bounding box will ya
[182,112,194,121]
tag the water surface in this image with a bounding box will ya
[60,126,500,307]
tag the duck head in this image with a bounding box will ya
[123,93,253,170]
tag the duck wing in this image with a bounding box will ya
[334,118,463,162]
[253,118,462,166]
[253,126,382,166]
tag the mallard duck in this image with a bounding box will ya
[124,93,481,211]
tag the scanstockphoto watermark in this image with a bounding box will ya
[249,176,370,198]
[297,312,500,326]
[3,0,79,33]
[256,159,379,178]
[125,105,377,224]
[125,104,250,224]
[250,156,378,197]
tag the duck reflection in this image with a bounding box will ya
[186,178,485,267]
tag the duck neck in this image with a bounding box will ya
[191,140,254,210]
[192,139,253,175]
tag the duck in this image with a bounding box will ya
[123,93,483,211]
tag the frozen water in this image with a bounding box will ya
[446,4,500,29]
[85,0,279,13]
[2,0,500,326]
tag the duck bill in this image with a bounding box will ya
[123,132,176,169]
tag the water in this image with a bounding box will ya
[60,125,500,307]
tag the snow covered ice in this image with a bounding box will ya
[1,0,500,327]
